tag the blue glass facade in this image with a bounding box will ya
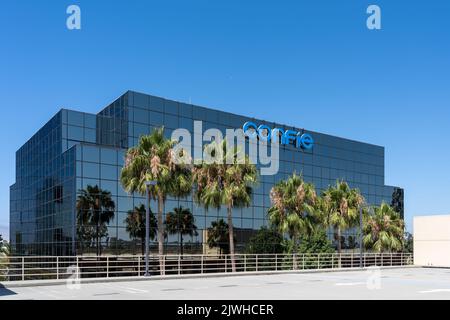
[10,90,404,255]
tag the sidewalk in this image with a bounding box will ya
[1,265,417,289]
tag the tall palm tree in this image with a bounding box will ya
[207,219,230,255]
[168,159,195,256]
[125,204,157,255]
[120,127,192,273]
[193,141,258,272]
[363,202,404,253]
[0,236,9,281]
[164,206,198,256]
[76,185,115,256]
[268,173,318,252]
[321,181,365,256]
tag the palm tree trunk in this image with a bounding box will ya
[97,198,101,258]
[337,226,342,268]
[227,205,236,273]
[157,193,165,275]
[292,234,298,270]
[96,224,100,257]
[79,226,83,256]
[180,235,184,257]
[75,215,84,255]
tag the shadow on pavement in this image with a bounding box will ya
[0,284,18,297]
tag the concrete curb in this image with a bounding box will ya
[1,265,418,289]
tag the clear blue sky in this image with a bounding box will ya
[1,0,449,239]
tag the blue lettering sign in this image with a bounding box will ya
[243,121,314,150]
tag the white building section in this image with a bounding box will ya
[414,215,450,267]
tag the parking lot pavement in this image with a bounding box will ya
[2,268,450,300]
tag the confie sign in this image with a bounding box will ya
[243,122,314,150]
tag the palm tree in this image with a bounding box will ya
[193,141,258,272]
[321,181,365,257]
[268,173,318,252]
[76,185,115,256]
[363,202,404,253]
[125,204,157,255]
[207,219,230,255]
[0,235,9,256]
[164,206,198,256]
[0,236,9,281]
[120,127,192,273]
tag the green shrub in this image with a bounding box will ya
[245,227,284,254]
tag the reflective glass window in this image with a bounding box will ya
[149,111,163,126]
[62,125,67,139]
[83,145,100,162]
[66,140,76,151]
[164,114,178,129]
[180,117,193,132]
[101,164,117,180]
[242,218,253,229]
[83,162,99,179]
[164,100,179,115]
[101,180,117,195]
[133,92,148,108]
[85,128,96,143]
[179,103,193,118]
[101,148,117,165]
[67,111,84,126]
[68,126,84,141]
[134,108,149,124]
[134,123,150,137]
[61,109,68,124]
[192,107,208,121]
[149,96,164,112]
[117,197,134,212]
[85,114,96,129]
[83,178,100,189]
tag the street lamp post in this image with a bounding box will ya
[144,180,157,277]
[359,206,363,268]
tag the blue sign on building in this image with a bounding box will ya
[243,121,314,150]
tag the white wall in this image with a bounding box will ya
[414,215,450,267]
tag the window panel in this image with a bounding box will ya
[149,111,163,126]
[101,164,117,180]
[83,146,100,162]
[101,148,117,165]
[85,114,96,129]
[179,103,193,118]
[164,114,179,129]
[134,108,149,124]
[101,180,117,195]
[133,123,150,138]
[82,178,100,189]
[83,162,99,179]
[149,96,164,112]
[68,126,84,141]
[164,100,179,115]
[85,128,96,143]
[67,111,84,126]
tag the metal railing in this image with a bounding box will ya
[0,253,413,282]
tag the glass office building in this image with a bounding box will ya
[10,90,404,256]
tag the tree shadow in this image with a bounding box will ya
[0,284,17,297]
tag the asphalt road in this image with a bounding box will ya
[2,267,450,300]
